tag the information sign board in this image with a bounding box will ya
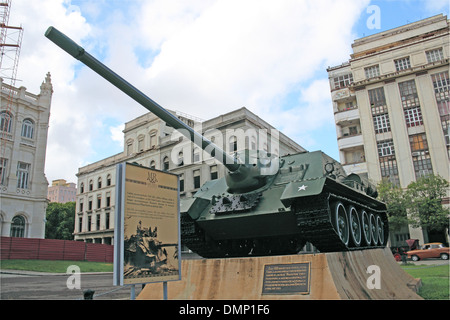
[114,162,181,286]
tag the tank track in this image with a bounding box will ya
[181,213,305,258]
[181,212,221,258]
[293,192,388,252]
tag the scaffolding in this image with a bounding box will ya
[1,0,23,161]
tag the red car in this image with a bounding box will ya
[406,242,450,261]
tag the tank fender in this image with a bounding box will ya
[280,177,326,207]
[180,197,209,220]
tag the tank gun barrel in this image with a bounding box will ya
[45,26,240,172]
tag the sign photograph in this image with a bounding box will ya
[114,162,181,286]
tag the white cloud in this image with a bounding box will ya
[9,0,371,183]
[422,0,450,12]
[110,124,125,148]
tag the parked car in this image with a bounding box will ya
[391,246,409,261]
[406,242,450,261]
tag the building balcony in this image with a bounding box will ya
[342,161,367,175]
[331,87,353,100]
[338,133,364,149]
[335,107,360,124]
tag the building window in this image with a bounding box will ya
[88,198,93,211]
[106,174,111,186]
[179,173,184,193]
[150,131,157,149]
[364,65,380,79]
[229,136,237,152]
[193,148,200,163]
[11,215,25,237]
[150,160,156,169]
[163,156,169,171]
[441,118,450,148]
[0,111,13,133]
[437,101,450,117]
[379,156,399,186]
[399,80,420,108]
[80,182,84,193]
[89,180,93,191]
[368,87,388,114]
[394,57,411,71]
[178,151,184,166]
[333,73,353,89]
[373,113,391,134]
[426,48,444,63]
[412,153,433,179]
[404,106,423,127]
[138,135,144,152]
[105,212,110,229]
[79,199,83,212]
[0,158,7,186]
[16,162,30,189]
[96,214,101,230]
[409,134,433,179]
[21,119,34,139]
[210,165,218,180]
[431,71,449,103]
[377,140,395,157]
[97,177,102,189]
[127,141,133,156]
[78,217,83,233]
[97,195,101,209]
[409,134,428,152]
[193,170,200,189]
[87,216,92,232]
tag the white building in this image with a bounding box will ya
[0,73,53,238]
[327,15,449,245]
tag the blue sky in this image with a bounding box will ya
[7,0,449,183]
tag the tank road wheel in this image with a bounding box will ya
[332,202,350,246]
[348,206,362,247]
[360,210,371,246]
[376,215,385,246]
[369,213,378,246]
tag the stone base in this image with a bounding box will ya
[137,248,422,300]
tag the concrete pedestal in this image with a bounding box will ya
[137,248,422,300]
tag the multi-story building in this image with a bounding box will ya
[327,14,449,246]
[0,73,53,238]
[47,179,77,203]
[74,107,305,245]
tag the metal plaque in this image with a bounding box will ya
[262,262,311,295]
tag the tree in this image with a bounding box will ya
[377,179,409,231]
[405,174,449,232]
[45,202,75,240]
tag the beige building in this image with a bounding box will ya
[74,107,305,244]
[0,73,53,238]
[47,179,77,203]
[327,14,449,246]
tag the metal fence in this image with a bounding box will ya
[0,236,113,262]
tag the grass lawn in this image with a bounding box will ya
[400,263,449,300]
[0,259,113,273]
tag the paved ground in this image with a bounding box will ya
[0,271,143,300]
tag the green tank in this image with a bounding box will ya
[45,27,388,258]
